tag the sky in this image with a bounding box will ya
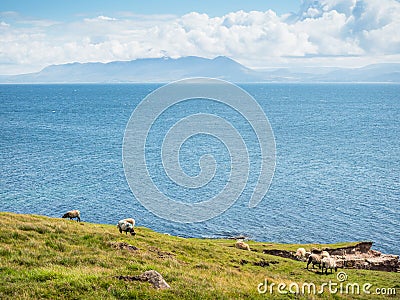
[0,0,399,74]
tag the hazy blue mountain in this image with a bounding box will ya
[0,56,260,83]
[0,56,399,83]
[316,63,400,83]
[257,64,400,83]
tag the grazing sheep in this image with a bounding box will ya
[321,250,330,258]
[121,218,135,226]
[295,248,306,257]
[62,210,80,222]
[295,248,307,260]
[306,253,323,270]
[117,220,136,236]
[235,241,250,251]
[321,257,337,274]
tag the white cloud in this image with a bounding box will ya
[17,19,60,27]
[84,15,118,22]
[0,0,399,74]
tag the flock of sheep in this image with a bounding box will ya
[295,247,338,274]
[234,242,338,275]
[61,210,136,236]
[61,210,338,275]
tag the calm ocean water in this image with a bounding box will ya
[1,83,399,254]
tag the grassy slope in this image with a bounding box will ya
[0,212,398,299]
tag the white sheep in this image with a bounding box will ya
[321,250,330,258]
[121,218,135,226]
[306,251,330,270]
[321,257,337,274]
[62,210,80,222]
[295,248,306,258]
[117,219,136,236]
[295,247,306,260]
[235,240,250,251]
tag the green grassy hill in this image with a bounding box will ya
[0,212,398,299]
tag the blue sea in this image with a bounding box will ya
[1,83,399,254]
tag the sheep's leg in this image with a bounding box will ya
[306,257,312,270]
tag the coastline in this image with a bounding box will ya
[1,211,399,299]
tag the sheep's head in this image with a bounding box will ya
[62,213,68,218]
[130,229,136,236]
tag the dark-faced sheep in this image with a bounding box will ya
[306,251,331,270]
[62,210,80,222]
[117,219,136,236]
[307,253,322,269]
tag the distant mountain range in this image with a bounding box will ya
[0,56,399,83]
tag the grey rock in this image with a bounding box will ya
[135,270,170,289]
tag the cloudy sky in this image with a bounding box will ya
[0,0,399,74]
